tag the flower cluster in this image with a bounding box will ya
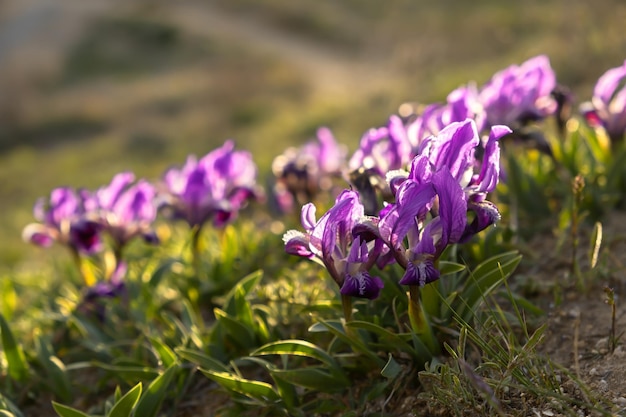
[23,140,261,314]
[347,56,557,180]
[23,173,159,259]
[160,140,261,229]
[284,118,510,299]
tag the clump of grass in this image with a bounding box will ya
[417,284,614,416]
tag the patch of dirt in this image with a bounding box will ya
[524,210,626,415]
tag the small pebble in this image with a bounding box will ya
[614,396,626,406]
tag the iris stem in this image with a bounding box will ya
[191,226,203,279]
[341,294,353,322]
[407,285,439,354]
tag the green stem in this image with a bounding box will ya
[341,294,353,323]
[191,226,203,279]
[407,285,439,354]
[69,247,86,285]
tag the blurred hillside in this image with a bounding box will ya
[1,0,625,269]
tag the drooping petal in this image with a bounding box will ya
[459,200,501,243]
[340,271,384,299]
[399,258,440,286]
[283,230,314,258]
[22,223,55,247]
[69,220,103,254]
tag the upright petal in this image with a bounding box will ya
[475,125,510,193]
[431,169,467,246]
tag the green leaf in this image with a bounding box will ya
[313,319,385,368]
[199,369,280,403]
[380,354,402,379]
[345,321,417,359]
[269,367,349,392]
[438,261,466,276]
[0,313,28,382]
[134,364,179,417]
[589,221,602,269]
[455,251,522,321]
[214,308,256,348]
[0,278,16,320]
[148,258,176,288]
[35,335,73,403]
[51,402,90,417]
[91,362,159,381]
[175,347,230,372]
[251,340,340,369]
[0,392,24,417]
[149,337,177,368]
[107,383,142,417]
[222,270,263,316]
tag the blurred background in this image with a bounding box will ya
[1,0,625,270]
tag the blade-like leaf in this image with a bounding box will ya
[107,383,142,417]
[199,369,280,403]
[149,338,177,368]
[269,368,350,392]
[175,348,230,372]
[51,402,90,417]
[345,321,417,359]
[214,308,256,348]
[35,335,72,403]
[438,261,466,276]
[251,340,340,370]
[380,354,402,379]
[456,251,522,321]
[222,270,263,316]
[133,364,179,417]
[0,314,28,382]
[91,362,159,381]
[313,320,385,367]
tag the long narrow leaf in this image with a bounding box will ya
[51,402,90,417]
[175,347,230,372]
[214,308,256,348]
[251,340,340,369]
[199,369,280,403]
[133,364,179,417]
[269,368,350,392]
[222,270,263,315]
[455,251,522,321]
[107,383,142,417]
[35,335,72,403]
[0,314,28,382]
[345,321,418,359]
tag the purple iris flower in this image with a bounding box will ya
[479,55,557,129]
[349,115,413,176]
[79,261,127,322]
[580,60,626,142]
[381,119,511,285]
[22,187,103,254]
[271,127,347,213]
[95,172,158,250]
[407,84,486,150]
[161,140,260,228]
[283,190,384,299]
